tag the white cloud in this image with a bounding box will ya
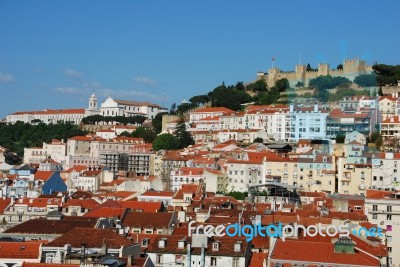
[0,73,14,83]
[64,69,82,77]
[83,81,101,89]
[53,87,81,94]
[98,89,158,100]
[133,76,156,86]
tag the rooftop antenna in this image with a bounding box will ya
[271,56,275,68]
[162,82,166,108]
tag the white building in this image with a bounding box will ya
[365,190,400,265]
[371,152,400,191]
[24,139,67,166]
[100,96,167,119]
[170,167,204,192]
[287,105,328,142]
[6,108,86,124]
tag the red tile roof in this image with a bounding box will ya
[0,198,11,213]
[11,108,85,115]
[118,201,164,213]
[122,211,175,229]
[34,171,54,181]
[382,116,400,123]
[191,107,234,113]
[0,241,43,259]
[366,189,396,199]
[4,217,98,234]
[83,207,127,218]
[140,190,176,197]
[22,264,78,267]
[44,228,135,249]
[271,239,380,266]
[62,199,99,209]
[249,252,267,267]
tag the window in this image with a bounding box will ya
[212,242,219,251]
[156,254,162,264]
[45,253,55,263]
[372,214,377,219]
[233,258,240,267]
[387,214,392,220]
[211,257,217,266]
[387,206,392,212]
[372,205,378,211]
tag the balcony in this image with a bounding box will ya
[368,209,400,215]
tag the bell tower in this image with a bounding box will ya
[88,91,98,110]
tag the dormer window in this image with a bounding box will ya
[178,239,186,249]
[212,241,219,251]
[234,241,242,252]
[158,238,167,248]
[141,238,149,247]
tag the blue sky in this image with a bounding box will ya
[0,0,399,118]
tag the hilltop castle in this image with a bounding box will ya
[256,58,373,88]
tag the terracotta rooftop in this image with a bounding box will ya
[270,239,380,266]
[4,217,98,234]
[11,108,85,115]
[140,190,175,198]
[122,211,175,229]
[44,227,135,249]
[191,107,234,113]
[0,241,43,259]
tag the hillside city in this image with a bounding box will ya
[1,59,400,267]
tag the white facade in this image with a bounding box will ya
[170,167,204,191]
[100,96,167,119]
[371,153,400,191]
[6,109,86,124]
[365,193,400,265]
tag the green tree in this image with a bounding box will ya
[119,131,132,137]
[255,87,281,105]
[177,102,196,115]
[235,81,245,91]
[373,64,400,86]
[275,78,289,92]
[309,75,350,90]
[210,84,252,111]
[354,74,378,87]
[131,127,157,143]
[189,95,210,106]
[170,103,177,114]
[246,79,267,92]
[175,119,194,149]
[335,135,345,143]
[152,112,168,134]
[152,134,180,151]
[295,81,304,87]
[337,64,343,70]
[227,191,248,200]
[253,137,264,143]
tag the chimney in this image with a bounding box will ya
[186,243,191,267]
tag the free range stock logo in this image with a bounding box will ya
[188,220,383,242]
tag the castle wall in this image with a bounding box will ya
[257,59,372,88]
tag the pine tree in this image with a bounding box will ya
[175,117,194,149]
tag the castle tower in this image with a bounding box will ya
[318,63,330,76]
[88,91,98,110]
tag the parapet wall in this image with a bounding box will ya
[258,58,372,87]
